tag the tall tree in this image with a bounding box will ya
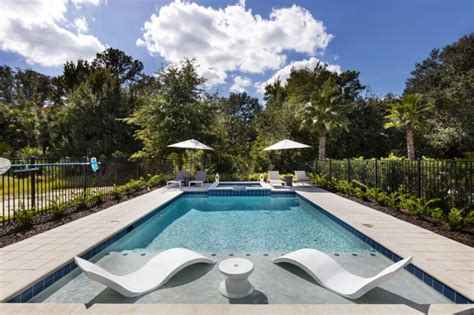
[126,59,213,164]
[405,34,474,157]
[384,94,433,159]
[298,81,349,160]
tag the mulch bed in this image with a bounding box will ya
[328,189,474,247]
[0,187,161,249]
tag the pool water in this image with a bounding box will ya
[32,194,452,305]
[108,195,371,253]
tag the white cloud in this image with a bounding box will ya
[255,57,341,94]
[137,0,333,86]
[230,75,251,93]
[0,0,105,67]
[74,17,89,33]
[71,0,106,8]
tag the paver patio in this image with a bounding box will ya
[0,184,472,312]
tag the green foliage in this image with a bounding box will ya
[384,94,433,159]
[49,197,68,218]
[126,59,213,163]
[405,34,474,157]
[334,180,353,195]
[398,195,441,217]
[122,178,146,194]
[463,210,474,228]
[15,203,37,229]
[109,185,123,200]
[85,191,103,207]
[71,189,94,209]
[447,208,464,230]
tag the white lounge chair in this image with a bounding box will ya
[267,171,285,186]
[75,248,215,298]
[189,170,207,187]
[167,171,188,187]
[294,170,312,186]
[272,248,412,299]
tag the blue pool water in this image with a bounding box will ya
[33,193,453,304]
[108,195,372,253]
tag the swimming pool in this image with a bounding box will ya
[31,194,452,304]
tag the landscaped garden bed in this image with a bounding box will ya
[311,175,473,247]
[0,174,172,248]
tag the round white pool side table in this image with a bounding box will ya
[218,258,254,299]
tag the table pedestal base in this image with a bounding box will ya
[218,278,254,299]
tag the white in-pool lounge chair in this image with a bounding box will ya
[272,248,412,299]
[167,171,188,187]
[75,248,215,298]
[294,170,312,186]
[267,171,285,186]
[189,170,207,187]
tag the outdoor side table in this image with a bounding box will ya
[284,175,293,186]
[183,176,190,186]
[218,258,254,299]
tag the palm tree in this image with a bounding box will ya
[298,82,349,160]
[384,94,432,160]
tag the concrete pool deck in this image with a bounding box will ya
[0,183,472,312]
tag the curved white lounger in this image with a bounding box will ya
[272,248,412,299]
[75,248,215,298]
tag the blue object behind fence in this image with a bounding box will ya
[91,157,99,173]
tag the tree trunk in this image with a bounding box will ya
[318,132,327,160]
[406,124,415,160]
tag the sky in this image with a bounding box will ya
[0,0,472,98]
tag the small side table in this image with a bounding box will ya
[183,176,190,186]
[284,175,293,186]
[218,258,254,299]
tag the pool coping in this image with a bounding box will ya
[0,187,184,303]
[0,185,472,305]
[293,189,473,304]
[0,303,472,314]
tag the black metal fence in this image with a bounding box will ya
[302,159,473,211]
[1,157,173,225]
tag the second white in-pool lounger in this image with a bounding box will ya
[75,248,215,298]
[272,248,412,299]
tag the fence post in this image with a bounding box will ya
[114,161,118,185]
[375,159,379,189]
[347,159,351,182]
[83,156,88,195]
[329,159,332,179]
[417,159,421,198]
[30,156,36,208]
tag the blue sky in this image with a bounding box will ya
[0,0,472,97]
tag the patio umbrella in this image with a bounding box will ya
[0,158,11,175]
[168,139,214,171]
[263,139,311,151]
[263,139,311,172]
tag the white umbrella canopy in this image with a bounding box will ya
[167,139,214,151]
[0,158,11,175]
[263,139,311,151]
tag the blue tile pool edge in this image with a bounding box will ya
[296,192,471,304]
[7,190,471,304]
[7,192,184,303]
